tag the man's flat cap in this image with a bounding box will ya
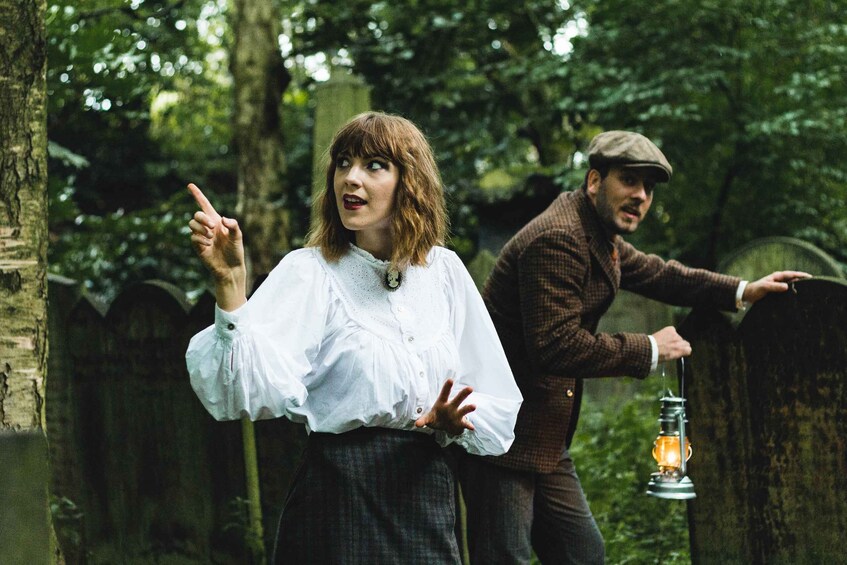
[587,130,673,183]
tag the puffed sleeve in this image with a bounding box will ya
[440,250,523,456]
[186,249,329,421]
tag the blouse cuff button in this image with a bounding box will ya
[226,323,236,330]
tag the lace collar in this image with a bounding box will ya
[314,245,449,346]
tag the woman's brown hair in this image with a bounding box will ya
[305,112,448,268]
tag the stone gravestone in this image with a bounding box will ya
[0,431,49,565]
[466,249,498,291]
[680,278,847,564]
[720,236,842,326]
[47,280,251,563]
[719,236,843,282]
[309,69,371,231]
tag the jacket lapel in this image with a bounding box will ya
[574,191,620,290]
[589,235,620,290]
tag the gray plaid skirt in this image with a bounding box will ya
[273,426,462,564]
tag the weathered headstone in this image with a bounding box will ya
[720,236,842,326]
[46,275,86,564]
[718,236,843,281]
[310,68,371,229]
[48,281,251,562]
[0,431,49,565]
[466,249,497,291]
[681,278,847,564]
[97,281,206,559]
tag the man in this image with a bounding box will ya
[458,130,809,564]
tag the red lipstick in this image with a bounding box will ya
[343,194,367,210]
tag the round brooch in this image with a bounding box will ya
[384,267,402,291]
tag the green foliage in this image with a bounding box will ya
[570,392,691,564]
[48,188,232,300]
[222,496,252,537]
[47,0,238,299]
[286,0,847,270]
[567,0,847,269]
[47,0,847,298]
[47,0,233,213]
[45,1,323,299]
[291,0,584,257]
[278,82,316,246]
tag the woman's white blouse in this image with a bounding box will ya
[186,245,523,456]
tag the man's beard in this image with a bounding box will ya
[595,188,638,235]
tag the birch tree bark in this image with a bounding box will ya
[0,0,48,431]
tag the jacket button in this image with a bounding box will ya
[565,388,574,398]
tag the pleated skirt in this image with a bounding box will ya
[273,426,461,565]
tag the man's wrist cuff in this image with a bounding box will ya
[736,281,749,311]
[648,335,659,372]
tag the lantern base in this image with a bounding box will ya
[646,473,696,500]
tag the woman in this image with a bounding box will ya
[185,112,522,563]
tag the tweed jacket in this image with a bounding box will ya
[482,189,740,473]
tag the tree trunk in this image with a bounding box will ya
[230,2,291,562]
[0,3,53,559]
[231,0,291,280]
[0,0,48,431]
[705,162,738,270]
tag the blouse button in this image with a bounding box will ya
[226,323,235,330]
[407,336,414,343]
[565,388,574,398]
[416,407,423,414]
[419,371,425,378]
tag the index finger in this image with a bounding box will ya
[187,183,219,218]
[773,271,812,281]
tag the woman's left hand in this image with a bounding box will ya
[415,378,476,436]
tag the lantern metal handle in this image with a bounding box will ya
[677,357,688,475]
[677,410,687,475]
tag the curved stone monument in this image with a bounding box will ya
[718,236,843,281]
